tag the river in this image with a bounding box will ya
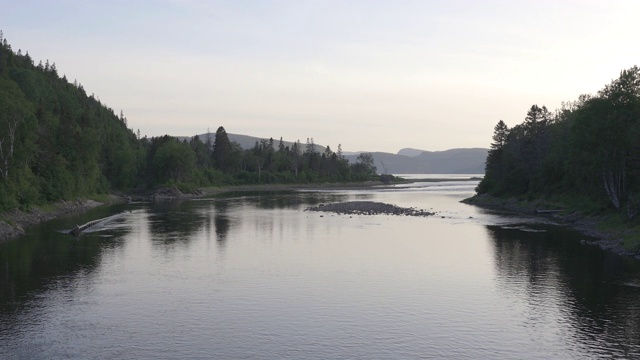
[1,176,640,359]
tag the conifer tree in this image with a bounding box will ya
[213,126,232,172]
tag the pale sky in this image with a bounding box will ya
[2,0,639,153]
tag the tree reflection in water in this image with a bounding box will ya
[213,200,231,246]
[486,224,640,357]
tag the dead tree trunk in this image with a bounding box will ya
[0,118,18,181]
[603,170,622,209]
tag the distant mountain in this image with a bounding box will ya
[344,148,487,174]
[397,148,426,157]
[182,133,486,174]
[341,151,362,157]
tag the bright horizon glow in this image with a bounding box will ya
[2,0,639,153]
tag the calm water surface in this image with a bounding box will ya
[1,176,640,359]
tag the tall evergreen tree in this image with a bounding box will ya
[491,120,509,150]
[213,126,232,172]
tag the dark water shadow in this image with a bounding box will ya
[0,204,135,315]
[213,199,232,247]
[146,200,210,245]
[486,224,640,356]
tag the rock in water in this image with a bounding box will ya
[306,201,435,217]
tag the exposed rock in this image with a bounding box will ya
[0,221,24,242]
[306,201,435,217]
[140,186,205,201]
[152,186,184,200]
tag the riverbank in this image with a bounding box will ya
[0,181,398,244]
[203,180,398,195]
[462,194,640,260]
[0,197,124,243]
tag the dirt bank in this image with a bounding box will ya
[462,194,640,260]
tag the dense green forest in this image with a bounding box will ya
[477,66,640,219]
[0,33,377,212]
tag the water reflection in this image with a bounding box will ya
[486,224,640,357]
[4,189,640,358]
[0,203,137,315]
[213,200,231,245]
[0,236,99,313]
[214,190,350,209]
[0,206,143,335]
[146,192,350,249]
[208,191,351,248]
[147,201,209,245]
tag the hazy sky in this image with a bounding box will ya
[2,0,639,152]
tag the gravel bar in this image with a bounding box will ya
[306,201,435,217]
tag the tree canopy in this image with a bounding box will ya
[0,34,379,211]
[477,66,640,219]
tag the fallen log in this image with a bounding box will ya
[68,212,129,236]
[535,209,564,214]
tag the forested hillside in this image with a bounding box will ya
[0,32,144,211]
[0,33,377,212]
[477,66,640,218]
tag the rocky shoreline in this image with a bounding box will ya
[306,201,435,217]
[0,184,211,244]
[462,194,640,260]
[0,199,113,243]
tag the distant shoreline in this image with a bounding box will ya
[204,180,399,194]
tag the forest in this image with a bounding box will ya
[477,65,640,219]
[0,33,377,212]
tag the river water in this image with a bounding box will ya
[1,176,640,359]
